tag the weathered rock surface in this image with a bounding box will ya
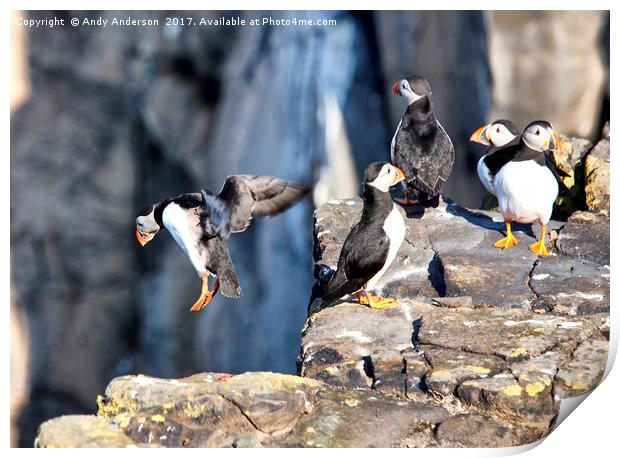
[33,181,610,448]
[555,211,610,266]
[584,124,610,214]
[36,415,134,448]
[301,197,610,446]
[37,372,453,448]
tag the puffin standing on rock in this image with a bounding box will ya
[470,120,563,256]
[136,175,310,311]
[469,119,520,195]
[319,162,406,309]
[390,75,455,206]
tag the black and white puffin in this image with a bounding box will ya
[320,162,406,308]
[136,175,310,311]
[390,75,455,206]
[474,121,563,256]
[469,119,520,195]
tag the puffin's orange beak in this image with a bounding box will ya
[469,124,491,145]
[136,229,150,247]
[392,81,400,95]
[393,166,406,184]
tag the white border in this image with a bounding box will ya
[4,0,617,455]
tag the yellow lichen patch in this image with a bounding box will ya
[509,348,527,358]
[344,398,360,407]
[566,379,589,391]
[500,384,522,396]
[465,365,491,375]
[306,426,316,434]
[115,412,132,429]
[162,402,175,413]
[97,395,138,419]
[183,401,207,419]
[150,414,166,423]
[525,382,546,397]
[533,327,545,333]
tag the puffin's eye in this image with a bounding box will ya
[535,129,540,136]
[496,127,500,133]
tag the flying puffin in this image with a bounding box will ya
[320,162,406,308]
[136,175,310,311]
[469,119,520,195]
[473,121,563,256]
[390,75,455,206]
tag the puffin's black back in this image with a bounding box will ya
[393,93,455,197]
[319,168,394,307]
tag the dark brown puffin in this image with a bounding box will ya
[136,175,310,311]
[391,75,455,206]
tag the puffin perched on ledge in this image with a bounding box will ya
[136,175,310,311]
[469,119,520,195]
[470,120,563,256]
[320,162,406,309]
[391,75,455,207]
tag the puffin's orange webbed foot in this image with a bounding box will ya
[529,240,549,257]
[190,292,213,312]
[494,222,518,249]
[356,291,369,305]
[189,274,216,312]
[366,293,398,309]
[493,233,518,249]
[529,224,549,257]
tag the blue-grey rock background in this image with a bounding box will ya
[10,10,609,446]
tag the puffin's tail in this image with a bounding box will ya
[218,268,241,298]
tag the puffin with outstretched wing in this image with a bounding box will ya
[136,175,310,311]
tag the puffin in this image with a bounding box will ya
[390,75,455,206]
[136,175,310,311]
[320,162,406,308]
[469,119,520,195]
[473,121,563,256]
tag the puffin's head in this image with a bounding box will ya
[392,75,431,105]
[135,204,161,246]
[522,120,563,153]
[469,119,519,147]
[363,162,406,193]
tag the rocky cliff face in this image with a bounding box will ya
[35,134,610,448]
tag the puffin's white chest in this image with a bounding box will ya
[367,204,406,290]
[494,161,558,225]
[162,203,206,276]
[477,155,495,195]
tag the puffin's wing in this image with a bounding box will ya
[408,128,455,196]
[427,128,456,195]
[202,175,310,240]
[321,224,389,306]
[231,175,311,218]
